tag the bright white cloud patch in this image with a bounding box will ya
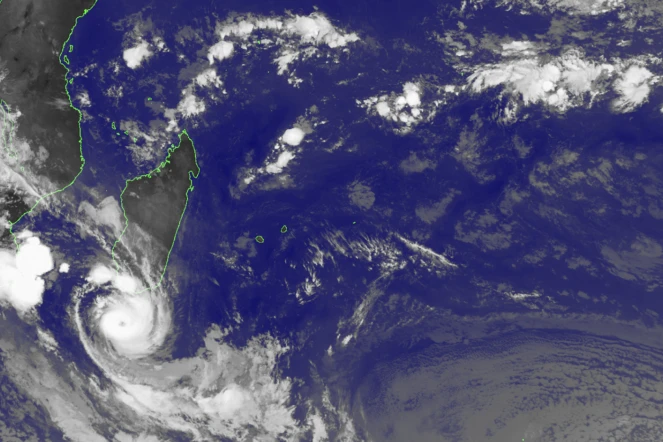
[266,150,296,174]
[195,68,223,88]
[95,291,169,358]
[359,81,439,134]
[123,41,153,69]
[501,40,538,57]
[76,91,91,108]
[59,263,70,273]
[208,12,360,85]
[207,41,234,64]
[612,65,655,112]
[464,48,662,118]
[282,127,305,146]
[86,266,167,358]
[87,264,114,285]
[177,89,206,117]
[0,236,54,313]
[282,14,360,48]
[469,58,575,109]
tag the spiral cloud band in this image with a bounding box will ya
[96,293,169,358]
[86,265,171,359]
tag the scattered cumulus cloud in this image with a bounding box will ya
[209,12,360,85]
[361,82,424,131]
[76,91,91,108]
[214,13,359,49]
[195,68,223,88]
[359,81,455,134]
[467,0,624,15]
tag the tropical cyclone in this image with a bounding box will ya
[113,131,199,284]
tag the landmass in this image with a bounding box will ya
[0,0,95,234]
[114,131,199,282]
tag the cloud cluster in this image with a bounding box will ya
[613,65,655,112]
[467,0,624,15]
[235,123,312,193]
[359,81,457,134]
[0,234,54,313]
[213,13,359,49]
[176,90,206,118]
[282,126,306,146]
[123,35,169,70]
[466,48,660,119]
[207,41,234,64]
[468,51,612,110]
[123,40,153,69]
[194,68,223,88]
[208,12,360,85]
[359,82,423,132]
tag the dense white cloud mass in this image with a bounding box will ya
[465,48,661,119]
[207,41,235,64]
[87,264,114,285]
[95,290,170,358]
[123,40,153,69]
[0,236,54,313]
[86,267,167,359]
[282,127,305,146]
[612,65,655,112]
[265,150,296,173]
[467,52,614,111]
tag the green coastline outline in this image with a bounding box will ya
[7,1,98,251]
[111,129,200,293]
